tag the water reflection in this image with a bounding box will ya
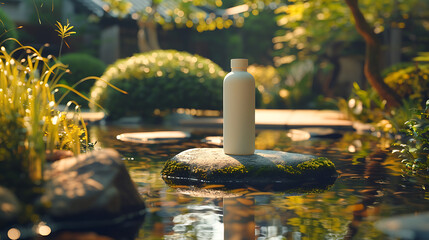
[224,197,255,240]
[86,125,429,239]
[167,205,223,239]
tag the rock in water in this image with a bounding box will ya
[42,149,145,220]
[162,148,337,186]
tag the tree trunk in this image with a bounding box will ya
[137,17,160,52]
[137,19,152,52]
[390,27,402,66]
[146,20,160,50]
[389,0,402,66]
[345,0,401,108]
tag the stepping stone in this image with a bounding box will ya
[116,131,190,144]
[162,148,337,186]
[202,136,223,146]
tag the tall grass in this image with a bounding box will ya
[0,40,87,184]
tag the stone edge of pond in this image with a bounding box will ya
[161,148,337,185]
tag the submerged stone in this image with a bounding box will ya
[42,149,145,220]
[161,148,337,185]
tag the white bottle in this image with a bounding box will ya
[223,59,255,155]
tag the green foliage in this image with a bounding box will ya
[239,9,280,65]
[28,0,62,25]
[338,83,387,124]
[413,52,429,63]
[0,8,18,51]
[392,100,429,173]
[249,61,319,109]
[248,64,281,108]
[273,0,424,66]
[59,53,106,108]
[90,50,225,119]
[384,64,429,103]
[274,0,360,65]
[338,82,423,135]
[339,54,429,133]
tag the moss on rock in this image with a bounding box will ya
[161,148,337,185]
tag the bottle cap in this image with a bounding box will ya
[231,59,248,69]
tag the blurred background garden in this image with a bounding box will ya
[2,0,429,119]
[1,0,429,239]
[1,0,429,109]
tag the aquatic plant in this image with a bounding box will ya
[90,50,225,119]
[392,100,429,173]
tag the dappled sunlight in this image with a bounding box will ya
[52,171,103,198]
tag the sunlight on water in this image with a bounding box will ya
[83,125,429,239]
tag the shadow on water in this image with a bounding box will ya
[0,211,145,240]
[344,151,388,240]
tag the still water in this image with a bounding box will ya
[89,124,429,240]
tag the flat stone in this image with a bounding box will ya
[161,148,337,185]
[65,111,105,123]
[116,131,190,144]
[375,212,429,240]
[42,148,145,220]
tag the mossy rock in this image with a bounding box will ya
[161,148,337,186]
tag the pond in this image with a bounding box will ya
[86,124,429,240]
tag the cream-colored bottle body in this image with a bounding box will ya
[223,59,255,155]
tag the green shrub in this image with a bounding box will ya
[90,50,225,119]
[0,8,18,51]
[337,82,386,124]
[59,53,106,108]
[392,100,429,174]
[339,62,429,134]
[381,62,415,77]
[384,63,429,103]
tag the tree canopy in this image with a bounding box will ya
[273,0,425,66]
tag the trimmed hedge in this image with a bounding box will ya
[59,53,106,107]
[90,50,225,119]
